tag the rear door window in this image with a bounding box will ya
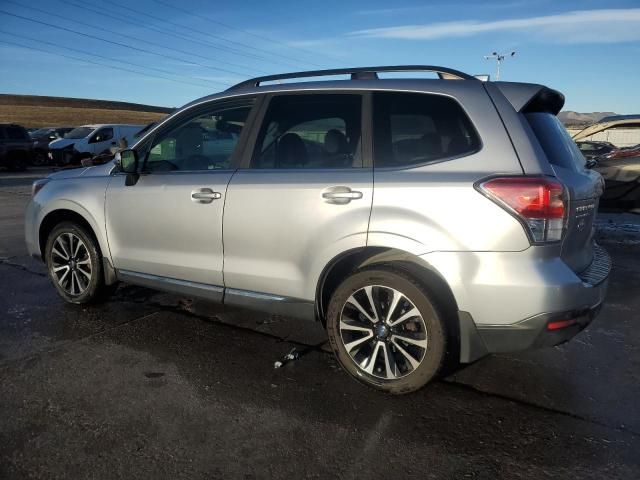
[373,92,481,168]
[524,113,586,170]
[252,94,362,169]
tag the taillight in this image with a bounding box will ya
[477,176,567,244]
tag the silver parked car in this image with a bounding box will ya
[25,66,610,394]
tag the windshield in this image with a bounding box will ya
[30,128,52,137]
[64,127,95,139]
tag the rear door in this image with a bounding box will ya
[223,92,373,303]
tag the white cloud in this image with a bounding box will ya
[349,9,640,43]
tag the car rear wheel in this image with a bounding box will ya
[326,267,446,394]
[45,222,113,304]
[5,152,27,171]
[32,149,48,166]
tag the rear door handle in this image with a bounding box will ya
[191,188,222,204]
[322,187,363,204]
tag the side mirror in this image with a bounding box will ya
[119,149,140,186]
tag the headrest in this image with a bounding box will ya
[324,129,348,155]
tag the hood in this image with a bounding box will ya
[48,138,77,150]
[47,166,90,180]
[47,159,116,180]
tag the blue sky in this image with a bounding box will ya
[0,0,639,112]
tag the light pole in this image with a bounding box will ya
[484,51,516,80]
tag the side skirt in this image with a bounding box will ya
[224,288,316,321]
[115,270,315,321]
[117,270,224,302]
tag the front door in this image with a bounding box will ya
[223,93,373,303]
[105,99,255,290]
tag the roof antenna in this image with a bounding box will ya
[483,51,516,80]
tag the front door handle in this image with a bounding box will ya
[191,188,222,204]
[322,187,363,204]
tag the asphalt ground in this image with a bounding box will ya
[1,168,639,479]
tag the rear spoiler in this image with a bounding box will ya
[491,82,565,115]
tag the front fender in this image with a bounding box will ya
[29,175,111,261]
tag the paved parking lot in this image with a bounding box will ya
[1,169,639,479]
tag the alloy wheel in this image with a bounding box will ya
[339,285,428,380]
[50,232,92,296]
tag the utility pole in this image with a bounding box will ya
[484,51,516,80]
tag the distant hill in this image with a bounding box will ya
[558,111,617,127]
[0,94,174,128]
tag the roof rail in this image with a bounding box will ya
[227,65,477,91]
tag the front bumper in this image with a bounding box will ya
[25,198,42,259]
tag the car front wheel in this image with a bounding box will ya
[45,222,113,304]
[326,267,447,394]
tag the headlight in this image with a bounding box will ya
[31,178,50,197]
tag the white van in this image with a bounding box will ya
[48,124,143,165]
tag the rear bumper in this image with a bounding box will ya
[421,243,611,362]
[475,299,604,354]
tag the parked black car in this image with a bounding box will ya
[29,127,74,166]
[0,123,31,171]
[576,140,617,160]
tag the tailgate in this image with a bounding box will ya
[524,112,604,273]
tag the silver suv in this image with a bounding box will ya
[25,66,610,394]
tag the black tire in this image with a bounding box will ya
[5,152,27,171]
[45,221,113,304]
[32,149,48,166]
[326,267,447,394]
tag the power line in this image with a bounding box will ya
[2,1,261,77]
[151,0,339,65]
[109,0,322,67]
[56,0,272,72]
[0,29,229,88]
[0,38,219,90]
[0,9,250,79]
[58,0,279,70]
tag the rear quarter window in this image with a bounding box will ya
[524,113,585,171]
[373,92,481,168]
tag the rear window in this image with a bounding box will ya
[373,92,481,168]
[6,126,29,140]
[524,113,585,170]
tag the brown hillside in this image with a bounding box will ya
[0,94,173,128]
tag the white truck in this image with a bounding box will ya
[48,124,143,165]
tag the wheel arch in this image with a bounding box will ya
[316,246,465,367]
[40,209,95,257]
[316,247,459,323]
[38,207,116,285]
